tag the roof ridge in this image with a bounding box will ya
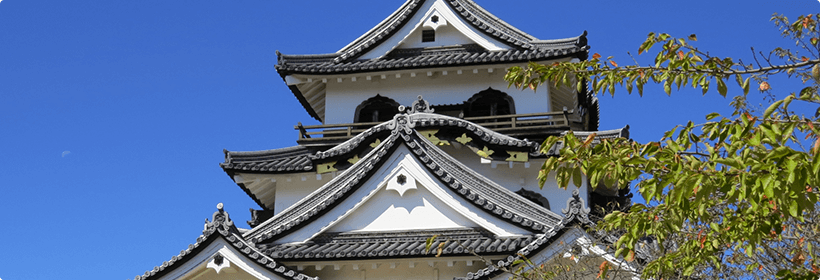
[130,204,316,280]
[334,0,425,63]
[447,0,536,47]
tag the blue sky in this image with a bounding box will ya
[0,0,817,279]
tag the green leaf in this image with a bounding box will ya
[425,235,439,253]
[789,199,799,217]
[717,78,728,96]
[706,112,721,120]
[572,166,583,188]
[763,99,784,119]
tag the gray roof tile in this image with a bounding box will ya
[221,145,314,173]
[130,205,316,280]
[260,229,535,260]
[275,0,589,76]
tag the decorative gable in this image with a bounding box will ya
[275,144,534,244]
[359,0,508,60]
[321,146,532,236]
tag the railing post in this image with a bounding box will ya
[347,126,352,137]
[562,108,569,127]
[296,122,310,139]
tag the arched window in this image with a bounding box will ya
[464,88,515,118]
[355,95,400,123]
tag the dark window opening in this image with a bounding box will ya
[431,15,439,23]
[422,29,435,42]
[355,95,400,123]
[464,88,515,118]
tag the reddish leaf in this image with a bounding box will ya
[677,50,685,60]
[609,60,618,67]
[802,56,809,62]
[597,261,611,278]
[625,250,635,262]
[592,53,602,60]
[759,81,771,91]
[813,138,820,154]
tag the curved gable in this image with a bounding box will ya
[242,105,561,245]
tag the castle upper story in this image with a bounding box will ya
[274,0,595,139]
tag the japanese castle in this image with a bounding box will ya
[131,0,634,279]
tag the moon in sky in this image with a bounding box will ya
[62,151,71,157]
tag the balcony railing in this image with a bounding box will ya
[295,110,580,144]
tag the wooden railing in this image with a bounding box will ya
[295,110,577,143]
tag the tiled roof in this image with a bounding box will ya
[458,190,599,280]
[331,0,575,64]
[541,126,631,156]
[276,41,586,75]
[242,101,563,245]
[221,145,314,173]
[567,125,630,140]
[130,204,316,280]
[275,0,590,76]
[259,229,535,260]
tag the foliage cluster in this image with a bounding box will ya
[504,14,820,279]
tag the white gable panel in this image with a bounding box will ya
[326,170,475,232]
[157,237,288,280]
[274,144,532,245]
[358,0,509,60]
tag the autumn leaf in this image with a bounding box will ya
[597,261,611,278]
[802,56,809,62]
[592,53,602,60]
[609,60,618,67]
[759,81,771,91]
[435,242,446,257]
[688,34,698,41]
[677,50,685,60]
[624,250,635,262]
[583,133,597,146]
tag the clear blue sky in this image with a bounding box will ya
[0,0,816,279]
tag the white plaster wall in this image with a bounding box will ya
[437,144,588,215]
[399,24,476,49]
[273,173,329,214]
[328,179,477,232]
[323,68,549,124]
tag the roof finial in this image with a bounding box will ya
[561,189,591,226]
[407,95,434,114]
[576,31,588,47]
